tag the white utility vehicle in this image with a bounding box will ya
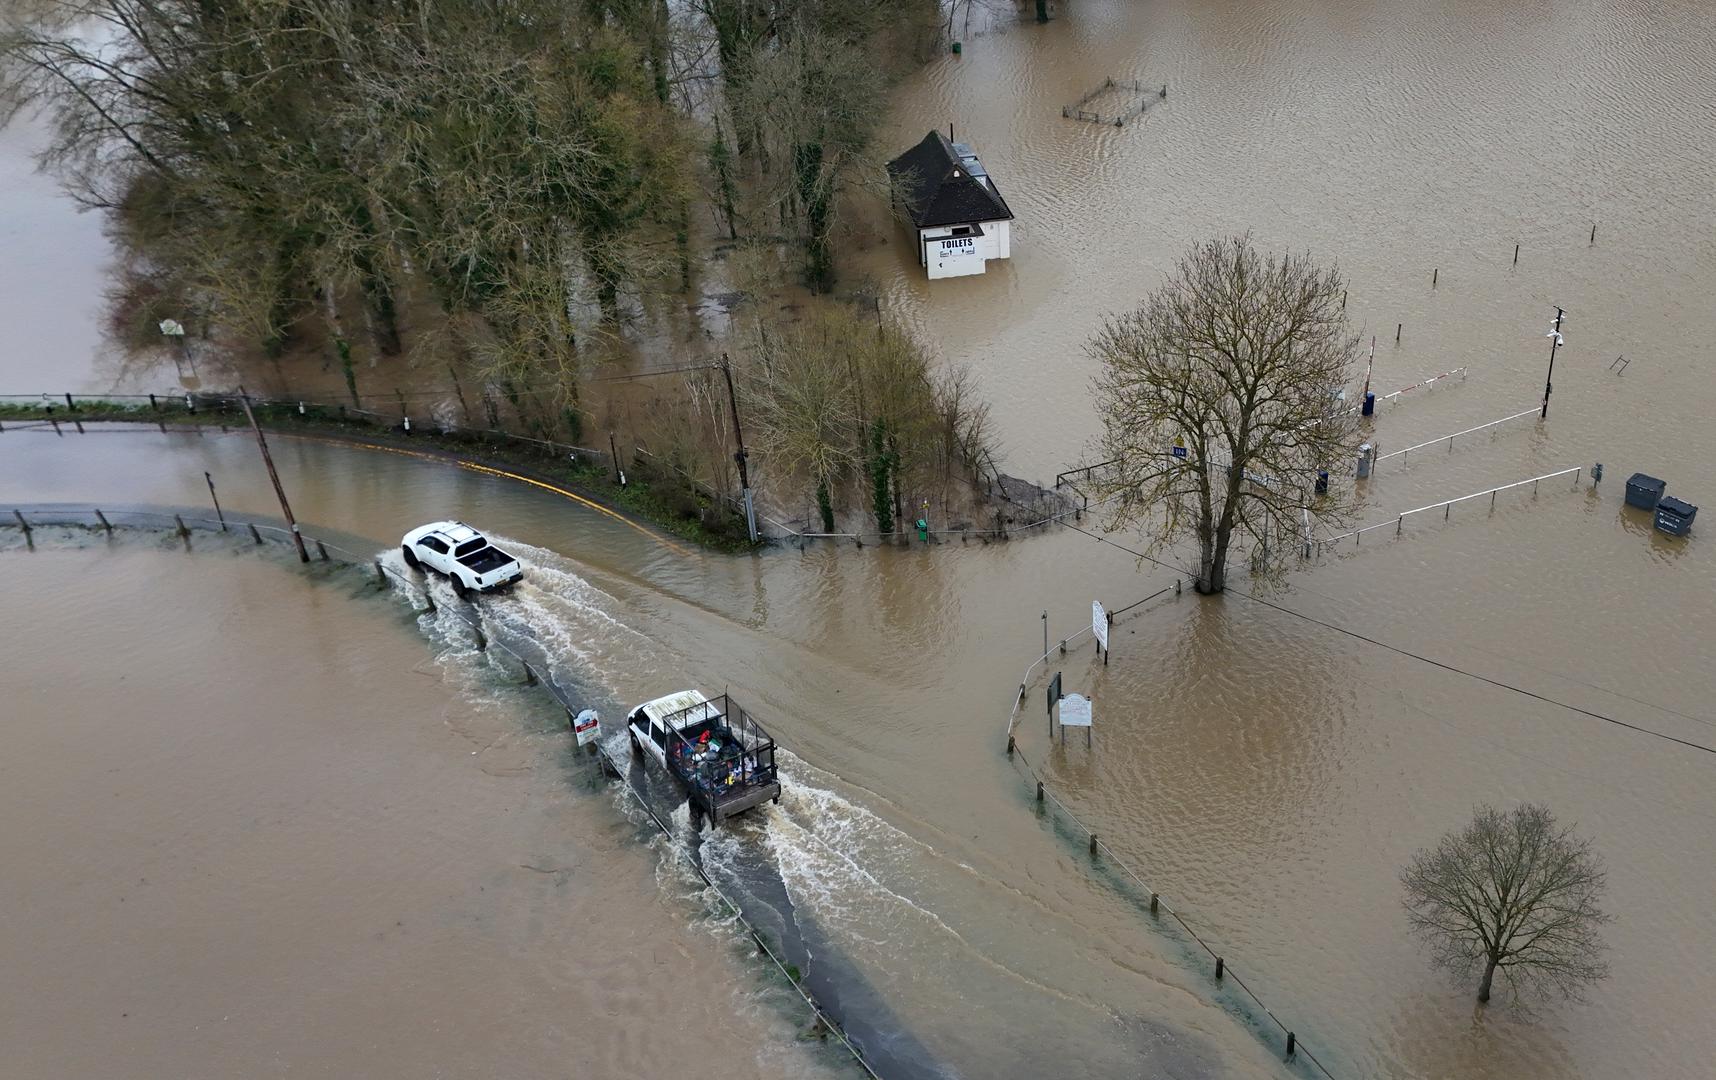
[626,690,781,826]
[400,521,524,597]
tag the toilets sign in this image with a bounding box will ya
[935,236,978,259]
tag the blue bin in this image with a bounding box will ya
[1654,497,1696,537]
[1625,473,1665,511]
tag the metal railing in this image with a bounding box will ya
[999,587,1339,1079]
[0,504,882,1079]
[1380,366,1466,403]
[1317,467,1582,552]
[1371,407,1539,469]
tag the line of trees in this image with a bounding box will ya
[738,305,992,533]
[2,0,940,417]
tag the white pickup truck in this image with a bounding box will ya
[626,690,782,826]
[400,521,524,598]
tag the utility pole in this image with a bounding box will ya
[719,354,758,543]
[1541,307,1565,419]
[238,387,309,563]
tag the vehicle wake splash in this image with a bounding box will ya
[376,538,951,1079]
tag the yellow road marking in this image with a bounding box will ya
[268,431,695,558]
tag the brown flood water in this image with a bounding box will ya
[6,0,1716,1077]
[0,540,845,1079]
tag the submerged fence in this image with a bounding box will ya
[999,589,1339,1078]
[1317,466,1583,552]
[3,393,1077,553]
[1370,407,1539,471]
[0,504,883,1079]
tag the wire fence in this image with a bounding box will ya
[0,504,883,1079]
[1000,587,1339,1079]
[2,391,1083,551]
[1316,466,1583,552]
[1370,407,1539,471]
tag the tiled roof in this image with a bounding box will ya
[886,130,1013,229]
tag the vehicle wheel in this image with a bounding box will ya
[451,576,470,600]
[401,545,420,571]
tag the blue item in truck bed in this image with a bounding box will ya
[1625,473,1666,510]
[1654,496,1696,537]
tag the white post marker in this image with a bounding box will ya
[573,708,601,748]
[1092,600,1108,652]
[1059,692,1093,748]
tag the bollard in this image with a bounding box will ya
[1175,579,1182,595]
[1396,322,1402,343]
[1089,833,1098,855]
[1396,515,1404,535]
[315,539,329,561]
[248,523,263,544]
[523,662,537,686]
[1286,1032,1296,1059]
[13,509,31,536]
[1432,268,1438,288]
[95,509,111,533]
[474,627,487,651]
[1149,892,1159,915]
[1513,243,1520,266]
[374,559,386,587]
[1315,469,1330,495]
[149,393,158,411]
[1006,734,1015,756]
[1590,223,1597,245]
[1341,289,1347,309]
[1215,957,1224,981]
[1362,390,1375,416]
[1036,780,1044,803]
[424,591,436,613]
[1059,638,1067,655]
[1592,462,1604,485]
[65,392,74,409]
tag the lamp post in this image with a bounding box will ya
[159,318,196,377]
[1541,307,1565,419]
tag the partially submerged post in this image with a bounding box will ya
[238,386,310,563]
[204,472,227,530]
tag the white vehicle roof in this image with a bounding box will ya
[405,520,485,545]
[631,690,720,730]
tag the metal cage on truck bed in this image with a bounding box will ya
[660,693,781,825]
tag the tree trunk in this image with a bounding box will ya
[816,480,834,532]
[1478,957,1499,1003]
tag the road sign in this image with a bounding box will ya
[572,708,601,747]
[1092,601,1108,651]
[1171,445,1188,459]
[1059,693,1092,727]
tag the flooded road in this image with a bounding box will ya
[0,538,846,1079]
[6,0,1716,1077]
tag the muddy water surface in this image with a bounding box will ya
[6,0,1716,1077]
[0,539,844,1079]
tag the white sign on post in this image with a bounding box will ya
[1059,693,1092,727]
[1092,601,1108,651]
[572,708,601,747]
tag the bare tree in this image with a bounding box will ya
[1087,235,1361,593]
[1402,803,1610,1005]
